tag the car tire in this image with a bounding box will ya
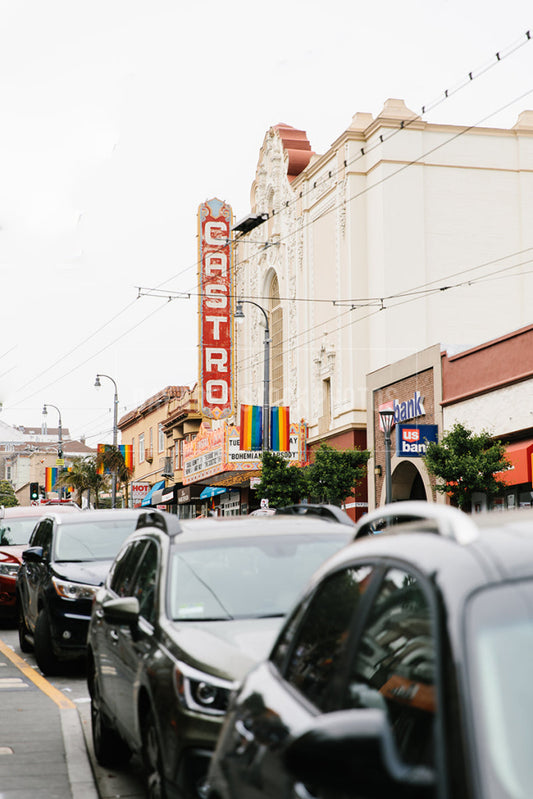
[34,608,62,675]
[89,665,131,768]
[17,597,33,653]
[142,704,167,799]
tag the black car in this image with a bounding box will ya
[16,508,145,674]
[86,510,353,799]
[206,503,533,799]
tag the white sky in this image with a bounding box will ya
[0,0,531,445]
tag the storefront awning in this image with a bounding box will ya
[141,480,166,507]
[199,486,228,500]
[497,440,533,486]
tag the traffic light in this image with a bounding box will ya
[29,482,39,501]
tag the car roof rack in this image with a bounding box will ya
[136,509,182,537]
[353,501,479,545]
[275,504,356,527]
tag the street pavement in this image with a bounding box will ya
[0,636,145,799]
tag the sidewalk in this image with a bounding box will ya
[0,639,98,799]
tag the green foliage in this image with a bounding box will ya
[0,480,18,507]
[423,423,511,511]
[303,443,370,506]
[255,451,306,508]
[55,456,108,508]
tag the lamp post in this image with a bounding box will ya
[95,374,119,508]
[42,403,63,497]
[234,300,271,451]
[379,408,395,505]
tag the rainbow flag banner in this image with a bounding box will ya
[270,406,290,451]
[45,467,58,493]
[119,444,133,470]
[97,443,112,474]
[240,405,263,450]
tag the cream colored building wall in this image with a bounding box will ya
[122,405,169,485]
[234,102,533,445]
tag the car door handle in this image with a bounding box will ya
[235,718,255,754]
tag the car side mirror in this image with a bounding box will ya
[102,596,140,627]
[283,708,435,799]
[22,546,44,563]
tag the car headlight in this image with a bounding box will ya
[0,562,19,577]
[52,577,99,600]
[174,660,236,716]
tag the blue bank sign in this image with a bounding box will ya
[396,424,438,458]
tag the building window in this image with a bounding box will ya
[269,273,283,404]
[323,378,331,422]
[158,423,164,453]
[139,433,145,464]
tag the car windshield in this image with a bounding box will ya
[169,533,350,621]
[466,580,533,799]
[54,519,139,561]
[0,518,39,546]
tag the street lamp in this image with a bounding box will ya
[379,407,395,505]
[42,403,63,497]
[95,374,119,508]
[235,300,271,451]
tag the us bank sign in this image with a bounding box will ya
[396,425,438,458]
[198,198,234,419]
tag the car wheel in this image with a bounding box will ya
[142,705,167,799]
[89,665,131,768]
[34,608,62,675]
[17,598,33,653]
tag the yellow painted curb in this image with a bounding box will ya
[0,638,75,709]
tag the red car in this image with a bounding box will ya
[0,503,80,621]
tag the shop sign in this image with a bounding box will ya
[378,391,426,429]
[131,482,151,504]
[198,198,234,420]
[396,424,438,457]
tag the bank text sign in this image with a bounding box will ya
[396,424,438,457]
[198,198,234,419]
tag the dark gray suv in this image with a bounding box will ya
[86,510,353,799]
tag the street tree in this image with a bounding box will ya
[303,443,370,507]
[0,480,18,507]
[423,422,511,511]
[96,446,134,507]
[55,456,108,508]
[256,451,306,508]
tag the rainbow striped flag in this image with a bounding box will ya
[119,444,133,470]
[240,405,263,450]
[97,443,112,474]
[270,406,290,451]
[45,467,58,493]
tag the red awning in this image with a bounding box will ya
[496,440,533,486]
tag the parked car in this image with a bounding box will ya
[206,503,533,799]
[16,508,145,673]
[86,510,353,799]
[0,503,80,621]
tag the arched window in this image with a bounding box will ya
[269,274,283,404]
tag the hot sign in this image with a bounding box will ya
[396,424,438,457]
[198,198,234,419]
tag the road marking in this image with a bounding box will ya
[0,676,29,689]
[0,639,75,709]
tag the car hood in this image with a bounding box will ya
[166,616,283,683]
[0,545,26,565]
[52,560,113,586]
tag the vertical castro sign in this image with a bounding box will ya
[199,198,234,419]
